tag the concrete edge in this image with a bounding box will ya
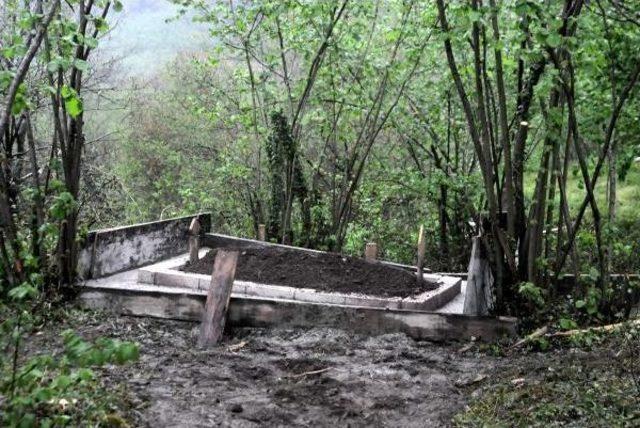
[137,256,461,312]
[77,282,516,342]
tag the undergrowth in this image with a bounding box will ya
[0,288,139,427]
[454,322,640,427]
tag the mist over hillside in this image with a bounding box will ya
[99,0,209,79]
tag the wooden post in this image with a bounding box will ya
[258,224,266,241]
[188,217,201,265]
[198,250,239,347]
[364,242,378,261]
[416,225,426,286]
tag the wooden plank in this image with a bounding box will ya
[198,250,239,347]
[416,225,426,286]
[188,218,201,265]
[78,284,516,342]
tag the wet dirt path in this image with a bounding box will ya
[28,312,501,427]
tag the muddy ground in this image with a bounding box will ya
[23,310,639,427]
[182,247,435,298]
[25,310,505,427]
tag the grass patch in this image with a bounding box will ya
[524,161,640,224]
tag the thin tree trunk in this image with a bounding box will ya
[488,0,515,238]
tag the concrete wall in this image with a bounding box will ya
[78,213,211,280]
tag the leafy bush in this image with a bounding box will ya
[0,284,139,427]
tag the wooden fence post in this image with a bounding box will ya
[416,225,426,286]
[188,217,200,265]
[258,224,266,241]
[198,250,239,347]
[365,242,378,261]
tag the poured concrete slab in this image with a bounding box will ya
[137,250,461,312]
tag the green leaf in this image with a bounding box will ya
[60,84,84,118]
[94,17,109,33]
[546,33,561,48]
[65,96,83,118]
[114,342,139,364]
[73,59,89,72]
[84,36,99,49]
[559,318,578,330]
[1,46,16,59]
[49,192,77,220]
[8,283,38,301]
[10,92,28,115]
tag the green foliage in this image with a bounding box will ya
[518,282,545,308]
[0,284,139,427]
[49,192,78,221]
[60,85,83,119]
[1,326,138,427]
[558,317,578,331]
[454,365,639,427]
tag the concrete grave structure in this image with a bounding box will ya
[78,213,517,341]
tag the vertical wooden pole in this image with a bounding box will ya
[188,217,201,265]
[416,225,426,286]
[258,224,266,241]
[198,250,239,347]
[365,242,378,261]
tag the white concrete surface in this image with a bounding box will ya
[436,281,466,314]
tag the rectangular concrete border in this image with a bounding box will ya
[78,281,516,342]
[137,252,461,312]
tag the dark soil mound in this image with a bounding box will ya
[181,247,433,298]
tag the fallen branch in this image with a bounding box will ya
[547,319,640,338]
[290,367,333,378]
[226,341,248,352]
[509,325,549,351]
[510,319,640,351]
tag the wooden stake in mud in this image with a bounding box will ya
[365,242,378,261]
[258,224,266,241]
[416,225,426,286]
[198,250,239,347]
[188,217,201,265]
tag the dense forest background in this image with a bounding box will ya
[97,0,640,282]
[1,0,640,313]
